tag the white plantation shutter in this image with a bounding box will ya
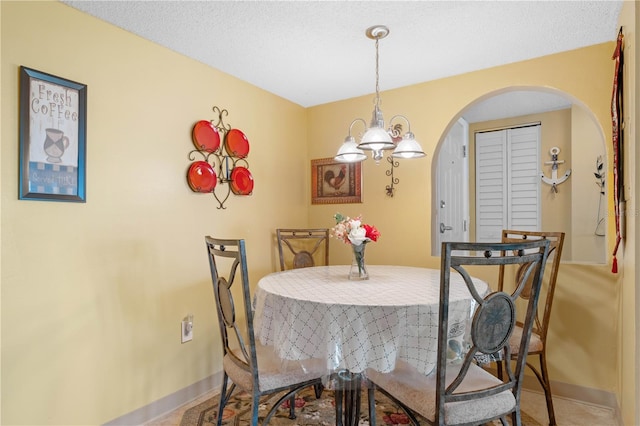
[475,130,507,242]
[508,126,540,230]
[475,125,540,242]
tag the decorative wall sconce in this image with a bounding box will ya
[187,106,254,209]
[334,25,426,197]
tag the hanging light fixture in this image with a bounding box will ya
[334,25,425,196]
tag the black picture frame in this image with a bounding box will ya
[19,66,87,202]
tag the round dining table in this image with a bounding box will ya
[253,265,489,425]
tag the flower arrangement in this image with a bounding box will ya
[331,213,380,280]
[331,213,380,246]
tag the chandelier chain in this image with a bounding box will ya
[375,37,380,108]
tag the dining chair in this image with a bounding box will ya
[275,228,328,400]
[276,228,329,271]
[497,230,565,426]
[367,239,551,426]
[204,236,324,425]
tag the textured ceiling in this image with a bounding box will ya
[61,0,622,118]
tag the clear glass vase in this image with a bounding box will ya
[349,243,369,280]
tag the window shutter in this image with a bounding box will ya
[508,126,540,230]
[475,130,507,242]
[475,125,540,242]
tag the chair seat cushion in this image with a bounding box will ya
[509,325,543,353]
[224,343,324,393]
[367,360,516,425]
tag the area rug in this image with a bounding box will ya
[180,385,540,425]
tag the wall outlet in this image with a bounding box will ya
[181,315,193,343]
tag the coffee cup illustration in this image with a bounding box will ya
[43,128,70,163]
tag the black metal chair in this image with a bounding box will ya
[498,230,565,426]
[205,237,324,425]
[367,239,551,426]
[276,228,329,271]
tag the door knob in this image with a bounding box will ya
[440,223,453,233]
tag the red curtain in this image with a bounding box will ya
[611,27,624,273]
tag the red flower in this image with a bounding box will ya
[363,224,380,242]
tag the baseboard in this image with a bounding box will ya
[482,366,621,422]
[103,372,222,426]
[521,374,618,408]
[104,370,623,426]
[521,374,622,424]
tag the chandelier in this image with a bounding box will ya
[334,25,425,196]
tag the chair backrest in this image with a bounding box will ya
[276,228,329,271]
[205,237,259,384]
[437,240,550,423]
[499,230,565,341]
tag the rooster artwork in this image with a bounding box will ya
[323,164,347,194]
[311,158,361,204]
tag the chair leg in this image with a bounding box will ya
[511,410,522,426]
[250,394,260,426]
[288,395,296,419]
[538,353,557,426]
[314,382,324,399]
[217,373,229,426]
[367,386,377,426]
[350,377,362,425]
[335,388,344,426]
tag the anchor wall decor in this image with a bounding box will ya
[540,146,571,193]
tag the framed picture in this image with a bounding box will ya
[19,66,87,202]
[311,157,362,204]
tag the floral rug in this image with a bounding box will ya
[179,385,540,425]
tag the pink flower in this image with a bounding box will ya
[331,213,380,245]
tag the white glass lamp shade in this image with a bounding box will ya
[391,132,426,159]
[357,106,395,152]
[357,126,395,152]
[335,136,367,162]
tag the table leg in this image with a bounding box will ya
[334,370,362,426]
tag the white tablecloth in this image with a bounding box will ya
[253,265,489,376]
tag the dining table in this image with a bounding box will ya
[253,264,490,426]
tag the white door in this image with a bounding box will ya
[434,118,469,255]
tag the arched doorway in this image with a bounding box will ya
[431,88,607,264]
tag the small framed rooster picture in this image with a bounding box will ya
[311,157,362,204]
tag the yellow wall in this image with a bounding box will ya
[571,105,607,264]
[1,1,636,425]
[308,37,625,412]
[1,2,310,424]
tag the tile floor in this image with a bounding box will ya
[146,388,618,426]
